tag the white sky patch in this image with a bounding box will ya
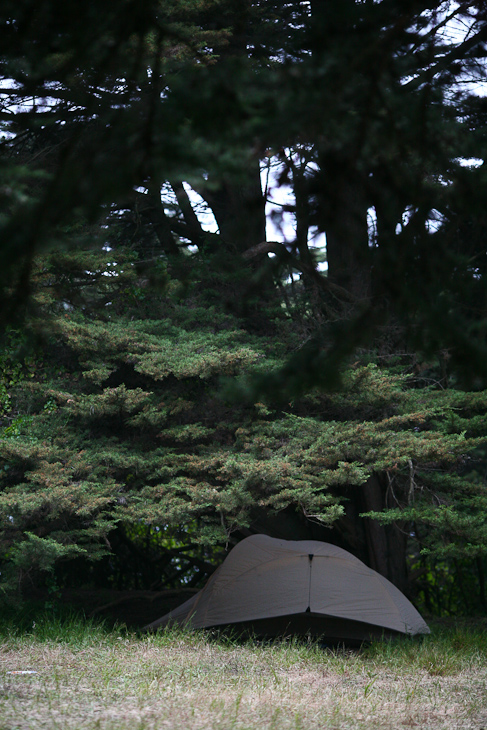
[101,267,119,277]
[425,209,445,234]
[456,157,484,168]
[261,157,327,271]
[367,207,378,248]
[181,182,218,232]
[394,206,446,235]
[264,181,295,242]
[174,173,328,272]
[84,264,119,277]
[396,207,413,235]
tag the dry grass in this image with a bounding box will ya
[1,619,487,730]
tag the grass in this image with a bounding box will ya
[1,613,487,729]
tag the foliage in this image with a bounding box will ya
[1,1,487,611]
[1,249,486,610]
[1,1,487,386]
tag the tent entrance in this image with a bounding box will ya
[207,612,403,645]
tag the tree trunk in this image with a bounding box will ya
[361,474,408,593]
[318,157,371,300]
[245,475,409,595]
[203,163,266,256]
[308,1,372,301]
[135,190,181,257]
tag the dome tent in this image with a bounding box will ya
[144,535,429,642]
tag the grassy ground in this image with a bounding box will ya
[1,614,487,730]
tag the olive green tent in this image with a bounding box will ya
[145,535,429,642]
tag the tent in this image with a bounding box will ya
[144,535,429,642]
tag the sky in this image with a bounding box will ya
[177,158,328,272]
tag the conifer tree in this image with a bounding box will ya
[2,1,487,376]
[0,245,486,610]
[1,1,487,611]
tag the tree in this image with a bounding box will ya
[2,2,487,363]
[0,245,486,610]
[1,1,487,610]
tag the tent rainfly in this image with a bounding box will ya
[144,535,430,642]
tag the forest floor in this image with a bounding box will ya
[1,615,487,730]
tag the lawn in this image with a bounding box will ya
[1,615,486,730]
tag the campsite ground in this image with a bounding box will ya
[1,615,486,730]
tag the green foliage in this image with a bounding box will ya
[1,0,487,387]
[1,248,486,607]
[2,1,487,611]
[0,532,87,604]
[0,330,39,420]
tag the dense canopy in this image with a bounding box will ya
[1,0,487,615]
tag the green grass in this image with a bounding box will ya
[1,612,487,729]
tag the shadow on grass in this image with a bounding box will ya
[0,600,130,645]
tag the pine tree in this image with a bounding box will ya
[1,245,486,610]
[2,1,487,380]
[2,1,487,612]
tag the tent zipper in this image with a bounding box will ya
[306,554,314,613]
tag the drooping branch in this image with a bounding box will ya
[170,181,207,248]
